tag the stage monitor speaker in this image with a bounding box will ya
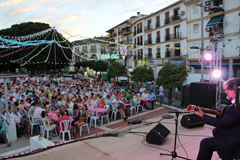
[146,123,170,145]
[181,114,205,129]
[190,82,216,109]
[180,84,191,108]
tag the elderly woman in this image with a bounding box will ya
[97,97,106,108]
[90,95,99,107]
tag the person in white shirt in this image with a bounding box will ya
[111,95,128,120]
[141,90,149,99]
[159,84,165,105]
[10,108,28,137]
[139,85,146,93]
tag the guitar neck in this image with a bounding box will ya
[201,108,220,115]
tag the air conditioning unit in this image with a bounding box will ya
[205,1,210,6]
[205,27,211,32]
[180,11,185,16]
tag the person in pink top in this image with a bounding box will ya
[58,111,71,131]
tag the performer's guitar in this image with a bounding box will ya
[187,105,222,118]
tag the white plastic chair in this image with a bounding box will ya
[134,99,143,112]
[89,109,101,128]
[41,118,58,140]
[58,120,71,142]
[79,118,90,136]
[111,106,122,120]
[27,114,40,134]
[130,99,137,116]
[101,105,110,125]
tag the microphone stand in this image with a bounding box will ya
[160,111,191,160]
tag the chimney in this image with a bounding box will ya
[137,12,140,17]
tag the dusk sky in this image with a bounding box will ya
[0,0,178,42]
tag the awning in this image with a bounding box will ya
[206,15,224,27]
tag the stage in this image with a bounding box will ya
[11,112,220,160]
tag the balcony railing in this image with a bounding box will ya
[144,39,152,45]
[175,50,181,56]
[119,39,132,44]
[156,52,161,58]
[119,27,131,35]
[137,28,142,34]
[133,55,143,60]
[144,53,152,59]
[174,32,182,39]
[165,34,173,41]
[155,22,160,28]
[156,37,161,43]
[137,42,143,45]
[165,51,174,57]
[164,15,181,25]
[144,24,153,31]
[110,33,117,38]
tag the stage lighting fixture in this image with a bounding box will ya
[205,53,212,60]
[213,70,221,78]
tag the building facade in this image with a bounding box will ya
[185,0,240,79]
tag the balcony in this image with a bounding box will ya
[165,51,174,57]
[174,32,182,39]
[144,39,152,45]
[156,37,161,43]
[164,15,181,25]
[133,55,143,60]
[90,49,96,53]
[119,38,132,44]
[165,34,173,41]
[175,50,181,57]
[118,27,131,35]
[144,53,152,59]
[110,33,117,38]
[133,31,136,36]
[137,42,143,45]
[155,22,160,28]
[137,28,142,34]
[144,24,153,31]
[156,52,161,58]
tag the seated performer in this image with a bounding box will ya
[187,77,240,160]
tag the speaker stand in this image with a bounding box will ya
[160,111,191,160]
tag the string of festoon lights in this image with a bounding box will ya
[10,32,54,62]
[55,32,72,61]
[0,29,54,54]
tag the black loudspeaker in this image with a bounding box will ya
[190,82,216,109]
[180,84,191,108]
[146,123,170,145]
[181,114,205,129]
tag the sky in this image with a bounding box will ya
[0,0,178,42]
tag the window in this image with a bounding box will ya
[193,5,199,14]
[193,24,199,33]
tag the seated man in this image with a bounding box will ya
[148,90,156,110]
[10,107,28,137]
[111,95,128,120]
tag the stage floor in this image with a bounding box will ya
[12,112,220,160]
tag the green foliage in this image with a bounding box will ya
[95,60,108,72]
[91,54,96,59]
[107,61,125,77]
[0,22,71,72]
[156,64,188,89]
[130,65,154,83]
[87,60,96,70]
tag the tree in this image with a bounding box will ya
[156,64,188,105]
[94,60,108,75]
[87,60,96,70]
[130,65,154,85]
[91,54,96,59]
[0,22,71,74]
[107,61,125,80]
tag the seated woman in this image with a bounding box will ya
[71,104,81,126]
[41,111,57,137]
[74,104,89,136]
[0,114,10,144]
[126,96,135,106]
[58,111,71,133]
[97,97,106,108]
